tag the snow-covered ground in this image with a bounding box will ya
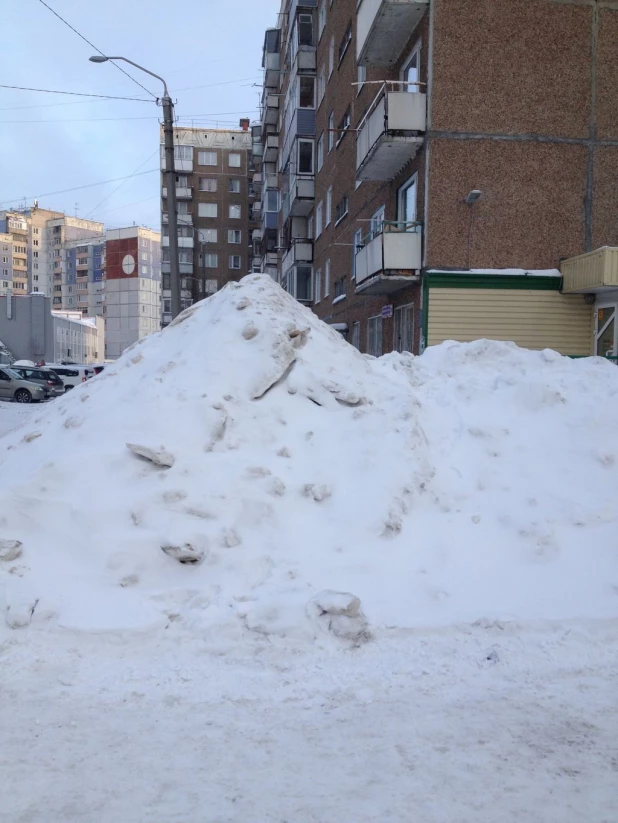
[0,275,617,822]
[0,400,37,439]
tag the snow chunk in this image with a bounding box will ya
[0,539,23,562]
[127,443,175,468]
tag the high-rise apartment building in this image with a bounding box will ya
[45,215,105,314]
[160,123,253,326]
[104,226,161,359]
[0,212,30,297]
[257,0,618,360]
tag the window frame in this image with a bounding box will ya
[229,204,242,219]
[228,152,242,168]
[198,150,217,166]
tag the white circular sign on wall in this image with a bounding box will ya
[122,254,136,275]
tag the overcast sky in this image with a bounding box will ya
[0,0,280,230]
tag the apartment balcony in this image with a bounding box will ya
[162,261,194,275]
[281,110,316,170]
[262,211,279,232]
[253,201,262,218]
[561,247,618,293]
[253,172,263,186]
[293,46,317,75]
[264,134,279,163]
[162,186,193,199]
[264,51,281,89]
[263,172,278,190]
[357,0,428,67]
[264,252,278,268]
[162,236,194,248]
[262,92,279,127]
[281,264,313,304]
[162,213,193,227]
[252,228,263,242]
[282,240,313,274]
[281,176,315,224]
[355,221,422,295]
[161,156,193,173]
[357,83,426,180]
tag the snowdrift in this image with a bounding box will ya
[0,275,617,640]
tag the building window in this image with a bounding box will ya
[318,0,326,38]
[265,189,279,212]
[198,150,217,166]
[318,65,326,106]
[329,35,335,77]
[308,215,314,239]
[229,255,242,270]
[324,258,330,296]
[370,205,386,239]
[338,23,352,64]
[357,64,366,94]
[328,112,334,151]
[197,228,217,243]
[33,228,39,235]
[229,153,241,168]
[297,140,314,175]
[315,268,322,303]
[198,203,218,218]
[229,205,241,219]
[317,133,324,171]
[335,196,349,225]
[326,186,332,226]
[315,201,323,237]
[199,177,217,192]
[228,230,242,244]
[299,77,316,110]
[201,253,218,268]
[336,109,351,145]
[33,240,39,247]
[229,179,241,193]
[334,277,346,300]
[367,316,383,357]
[401,43,421,93]
[398,173,418,225]
[352,229,363,280]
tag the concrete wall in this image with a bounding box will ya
[0,294,104,364]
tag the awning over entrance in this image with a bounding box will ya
[561,247,618,294]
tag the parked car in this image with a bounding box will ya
[0,367,46,403]
[44,363,94,391]
[10,366,64,398]
[93,365,105,375]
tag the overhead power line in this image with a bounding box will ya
[35,0,158,99]
[0,84,150,102]
[0,169,159,207]
[85,149,160,217]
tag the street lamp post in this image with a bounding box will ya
[89,55,181,320]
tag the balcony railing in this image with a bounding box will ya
[264,134,279,163]
[162,213,193,226]
[282,239,313,274]
[262,211,278,231]
[281,176,315,224]
[356,81,426,180]
[355,221,422,295]
[357,0,428,67]
[262,92,280,126]
[162,236,194,248]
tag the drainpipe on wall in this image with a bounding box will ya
[420,0,436,351]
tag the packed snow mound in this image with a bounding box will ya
[0,275,617,641]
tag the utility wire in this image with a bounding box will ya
[0,84,150,102]
[85,149,160,217]
[35,0,158,99]
[0,169,159,207]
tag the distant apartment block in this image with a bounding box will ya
[255,0,618,360]
[160,122,253,326]
[0,233,14,297]
[104,227,161,359]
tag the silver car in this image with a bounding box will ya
[0,367,46,403]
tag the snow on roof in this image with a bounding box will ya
[0,275,617,640]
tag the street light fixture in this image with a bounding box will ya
[89,55,181,320]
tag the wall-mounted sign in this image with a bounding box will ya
[381,304,393,319]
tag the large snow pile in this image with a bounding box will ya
[0,274,617,641]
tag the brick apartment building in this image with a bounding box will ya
[255,0,618,360]
[161,123,254,326]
